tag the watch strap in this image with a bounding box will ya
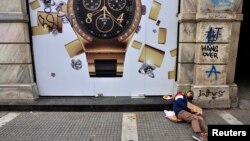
[86,52,125,77]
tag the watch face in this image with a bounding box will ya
[82,0,101,11]
[72,0,139,39]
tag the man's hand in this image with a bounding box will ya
[195,112,202,116]
[191,109,202,116]
[190,109,196,113]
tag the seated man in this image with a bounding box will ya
[173,90,207,141]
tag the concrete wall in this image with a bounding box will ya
[176,0,243,108]
[0,0,38,101]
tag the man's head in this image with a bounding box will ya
[185,90,193,101]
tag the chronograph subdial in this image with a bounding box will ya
[108,0,126,11]
[96,14,114,33]
[83,0,101,11]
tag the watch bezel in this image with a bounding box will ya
[67,0,142,42]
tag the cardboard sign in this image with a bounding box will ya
[188,102,203,115]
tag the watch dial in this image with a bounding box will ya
[108,0,126,11]
[82,0,101,11]
[73,0,136,39]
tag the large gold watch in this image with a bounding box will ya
[67,0,142,77]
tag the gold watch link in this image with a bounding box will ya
[85,52,126,77]
[84,39,127,77]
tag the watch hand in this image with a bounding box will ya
[87,6,105,20]
[91,7,103,16]
[105,9,123,27]
[101,22,106,29]
[103,6,107,18]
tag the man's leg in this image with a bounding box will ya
[197,116,208,140]
[177,110,201,133]
[197,116,207,133]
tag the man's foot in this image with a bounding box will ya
[201,132,208,138]
[201,132,208,141]
[192,133,205,141]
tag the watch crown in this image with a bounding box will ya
[141,5,146,15]
[135,25,141,34]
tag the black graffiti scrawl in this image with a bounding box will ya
[198,89,225,103]
[201,44,219,59]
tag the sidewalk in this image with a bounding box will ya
[237,79,250,109]
[0,109,250,141]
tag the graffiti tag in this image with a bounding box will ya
[206,27,223,43]
[198,89,224,99]
[205,65,221,80]
[211,0,233,7]
[201,44,219,59]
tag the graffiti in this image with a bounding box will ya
[37,0,67,36]
[205,65,221,80]
[38,14,59,36]
[201,44,219,59]
[201,26,223,61]
[206,27,223,43]
[211,0,233,7]
[198,89,225,99]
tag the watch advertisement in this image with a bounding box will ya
[28,0,179,96]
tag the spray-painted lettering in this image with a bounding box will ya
[205,65,221,80]
[201,44,219,59]
[198,89,225,99]
[206,27,223,43]
[211,0,233,7]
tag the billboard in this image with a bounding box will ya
[28,0,179,96]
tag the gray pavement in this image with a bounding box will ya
[0,109,250,141]
[0,112,7,118]
[237,80,250,110]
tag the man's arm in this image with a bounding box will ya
[176,99,191,112]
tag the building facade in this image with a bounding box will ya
[0,0,245,108]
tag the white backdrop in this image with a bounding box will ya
[29,0,179,96]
